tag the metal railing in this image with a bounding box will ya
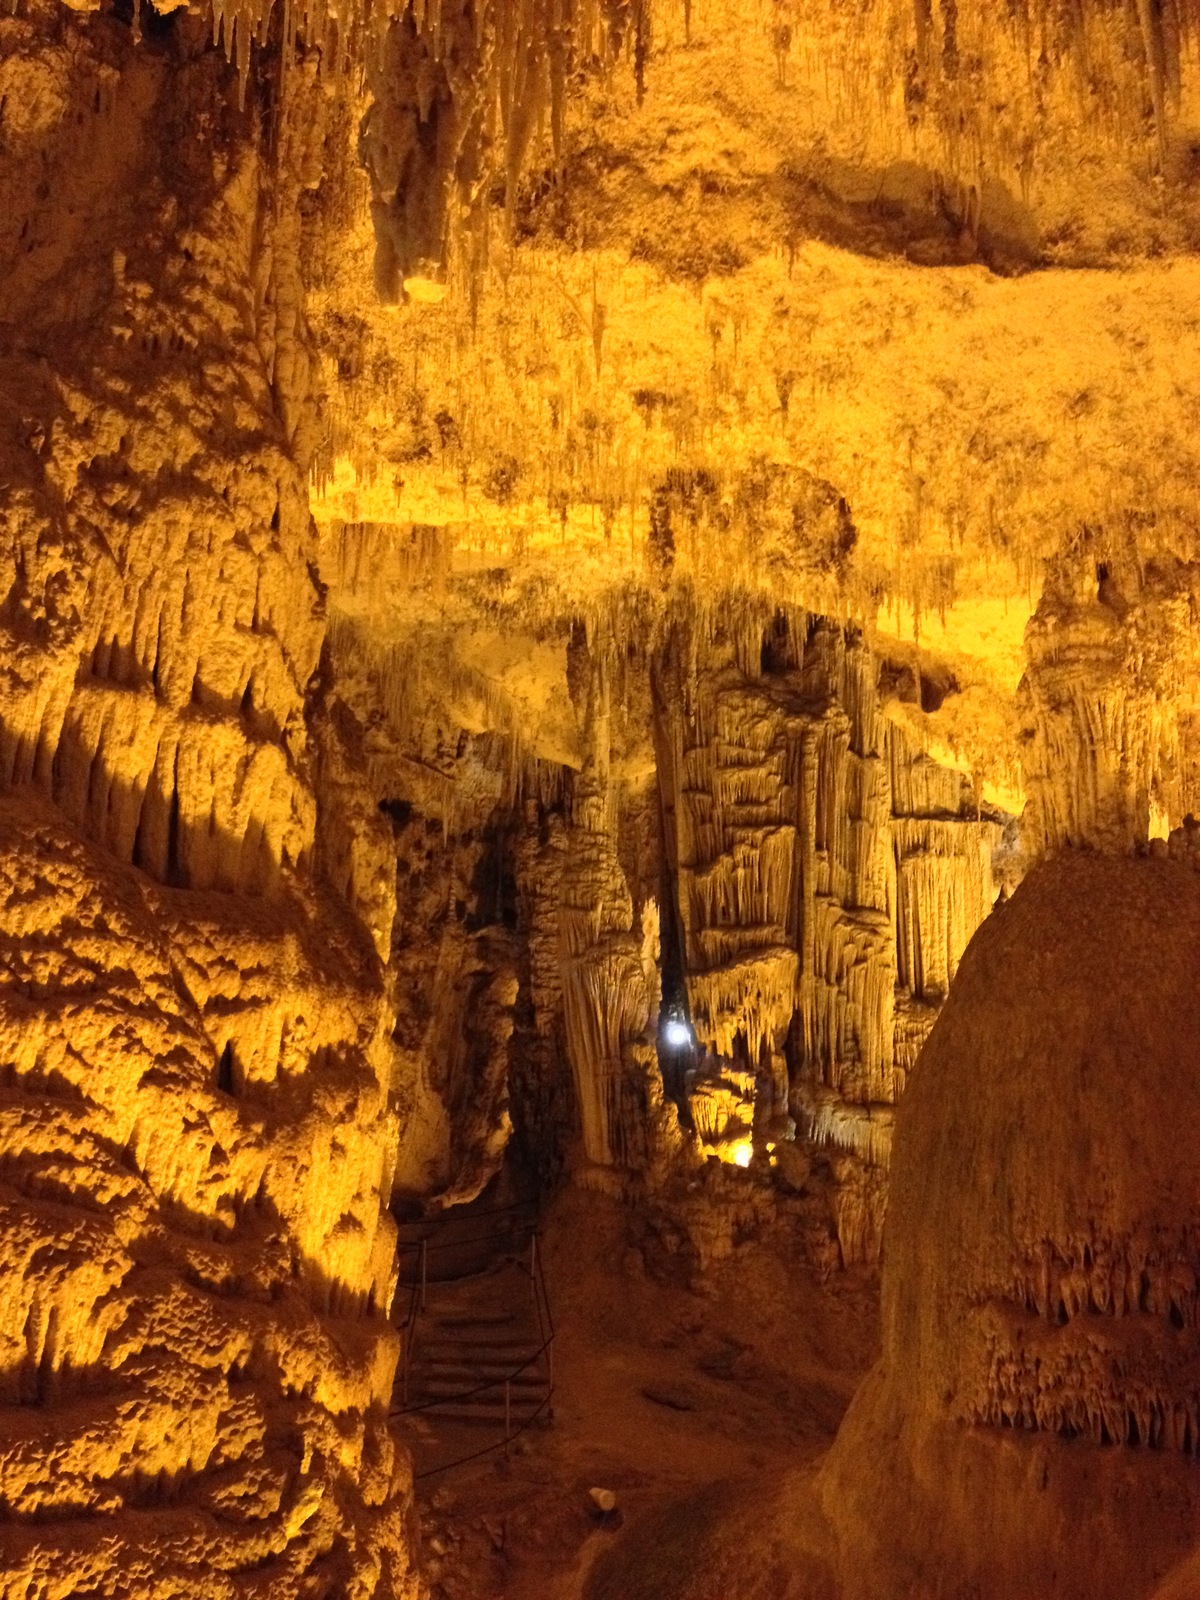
[390,1201,556,1479]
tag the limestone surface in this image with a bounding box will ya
[820,851,1200,1599]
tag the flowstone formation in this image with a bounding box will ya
[817,850,1200,1599]
[0,795,405,1597]
[656,612,1000,1258]
[0,6,412,1594]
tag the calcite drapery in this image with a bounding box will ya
[1019,556,1200,856]
[657,611,1000,1255]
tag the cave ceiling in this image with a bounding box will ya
[292,0,1200,818]
[5,0,1199,820]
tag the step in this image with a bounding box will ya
[412,1370,547,1394]
[418,1327,539,1344]
[424,1328,533,1340]
[413,1358,545,1380]
[414,1338,541,1359]
[409,1352,544,1373]
[404,1398,551,1426]
[421,1323,532,1339]
[405,1384,549,1408]
[431,1313,520,1330]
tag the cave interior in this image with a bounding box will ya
[2,0,1200,1595]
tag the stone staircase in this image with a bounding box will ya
[404,1304,551,1428]
[391,1200,555,1471]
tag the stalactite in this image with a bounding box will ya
[891,813,997,1001]
[780,0,1200,207]
[798,1084,895,1167]
[355,0,644,293]
[1134,0,1169,168]
[1018,558,1200,855]
[657,607,1004,1248]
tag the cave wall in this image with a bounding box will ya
[0,8,413,1593]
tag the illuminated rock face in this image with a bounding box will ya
[0,12,324,902]
[0,793,406,1597]
[0,9,411,1595]
[820,851,1200,1598]
[657,613,999,1256]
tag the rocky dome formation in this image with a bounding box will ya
[820,849,1200,1598]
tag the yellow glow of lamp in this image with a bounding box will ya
[403,276,448,304]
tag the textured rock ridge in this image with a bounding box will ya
[0,9,412,1595]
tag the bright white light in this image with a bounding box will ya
[732,1142,753,1168]
[663,1019,692,1048]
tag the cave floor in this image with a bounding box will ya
[394,1188,879,1600]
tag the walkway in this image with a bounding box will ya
[392,1199,555,1480]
